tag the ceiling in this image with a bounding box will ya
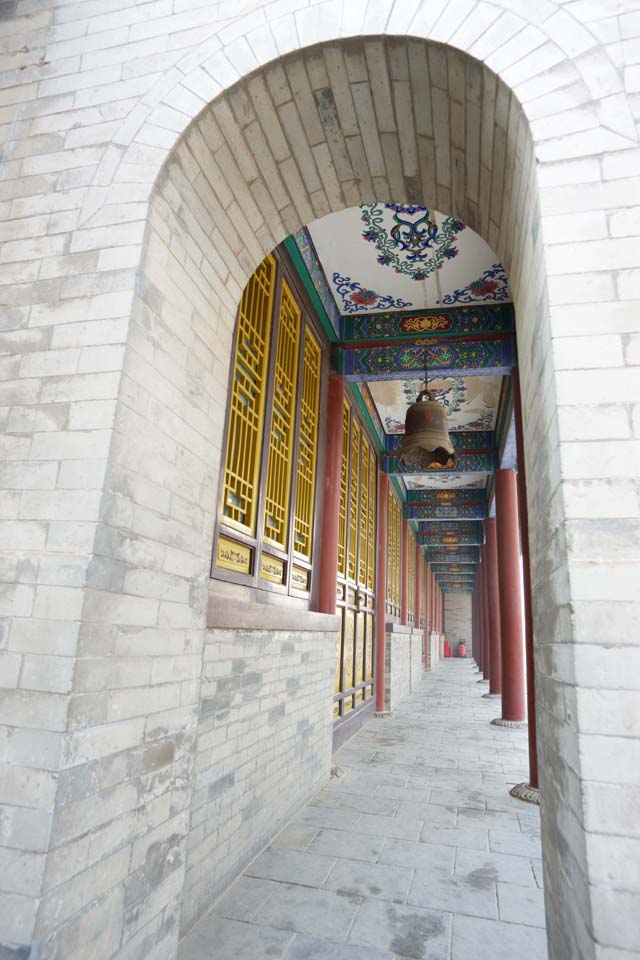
[287,201,517,594]
[308,203,511,315]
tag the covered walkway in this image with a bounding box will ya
[179,661,547,960]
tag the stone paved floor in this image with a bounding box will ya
[178,660,548,960]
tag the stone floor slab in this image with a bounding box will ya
[349,899,452,959]
[497,880,546,927]
[245,847,336,888]
[211,876,279,922]
[253,882,360,942]
[179,919,293,960]
[323,858,414,903]
[454,848,537,886]
[409,870,499,920]
[178,661,548,960]
[307,827,385,862]
[451,914,548,959]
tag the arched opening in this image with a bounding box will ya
[16,23,635,960]
[126,34,558,950]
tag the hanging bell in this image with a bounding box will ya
[398,389,456,469]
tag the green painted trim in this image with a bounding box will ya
[352,383,385,453]
[391,476,404,504]
[284,236,338,344]
[495,375,513,464]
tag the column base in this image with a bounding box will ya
[491,717,527,728]
[374,711,391,718]
[510,782,540,805]
[482,692,501,699]
[476,678,488,683]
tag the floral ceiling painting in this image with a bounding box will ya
[368,376,502,435]
[404,474,487,491]
[307,203,512,316]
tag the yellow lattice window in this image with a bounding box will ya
[337,402,350,578]
[408,528,416,622]
[348,419,360,582]
[293,328,321,560]
[222,253,275,535]
[387,488,402,612]
[263,280,300,549]
[367,447,376,592]
[358,435,369,587]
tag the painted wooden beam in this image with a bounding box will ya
[337,336,517,381]
[342,304,515,342]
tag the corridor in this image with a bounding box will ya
[179,661,547,960]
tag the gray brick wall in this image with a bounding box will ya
[183,619,336,933]
[384,624,424,713]
[444,594,471,651]
[0,5,638,959]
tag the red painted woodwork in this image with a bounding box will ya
[495,469,526,722]
[415,541,421,628]
[317,374,345,615]
[401,518,409,625]
[513,369,539,788]
[375,472,389,712]
[480,552,490,681]
[486,518,502,695]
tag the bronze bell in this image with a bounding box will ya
[398,389,456,469]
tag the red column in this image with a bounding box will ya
[400,517,409,625]
[318,374,344,614]
[493,469,526,725]
[425,561,432,669]
[424,558,429,668]
[513,368,539,794]
[480,551,490,682]
[415,541,421,629]
[375,472,389,713]
[485,518,502,697]
[473,579,477,665]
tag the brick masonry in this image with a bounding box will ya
[444,594,472,650]
[183,611,336,934]
[0,3,638,959]
[384,623,426,713]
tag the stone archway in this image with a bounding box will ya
[2,6,638,960]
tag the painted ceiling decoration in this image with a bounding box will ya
[343,303,514,342]
[403,474,487,490]
[286,203,519,592]
[339,338,516,380]
[307,204,512,316]
[369,377,502,435]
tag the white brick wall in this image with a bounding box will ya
[444,593,471,649]
[384,624,424,712]
[183,615,336,933]
[0,3,638,959]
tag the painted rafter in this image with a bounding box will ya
[418,532,483,546]
[385,453,494,476]
[337,336,516,381]
[406,489,487,506]
[342,303,515,342]
[385,431,495,454]
[410,504,487,520]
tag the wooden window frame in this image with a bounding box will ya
[211,246,329,607]
[333,385,380,721]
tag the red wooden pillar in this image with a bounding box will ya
[485,518,502,697]
[471,583,475,662]
[512,368,539,798]
[415,541,421,630]
[318,374,344,614]
[375,472,389,713]
[493,469,526,726]
[400,517,409,625]
[425,561,432,669]
[424,557,430,668]
[480,551,490,682]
